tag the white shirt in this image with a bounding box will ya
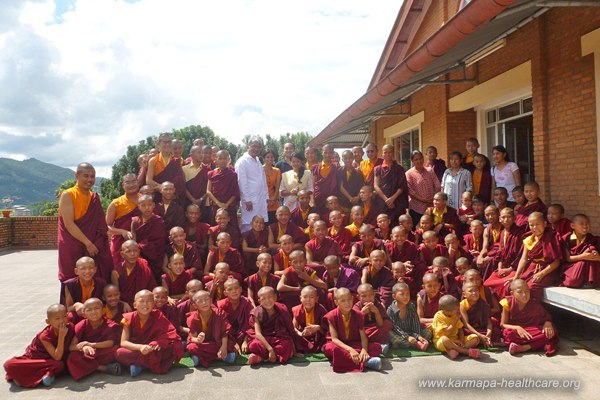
[235,152,268,225]
[492,162,519,202]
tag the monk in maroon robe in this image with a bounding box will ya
[268,217,308,249]
[106,173,140,267]
[515,183,547,228]
[338,150,364,211]
[359,143,383,187]
[354,284,393,344]
[183,204,210,259]
[131,202,166,280]
[292,300,328,354]
[147,134,186,203]
[165,227,203,279]
[217,279,253,353]
[63,273,107,324]
[162,270,193,297]
[205,246,246,283]
[247,270,280,307]
[112,240,158,307]
[424,206,460,244]
[290,204,314,229]
[183,145,210,208]
[242,226,270,275]
[206,151,240,224]
[311,145,338,214]
[560,214,600,288]
[386,227,425,278]
[373,145,409,223]
[305,221,343,270]
[361,253,395,308]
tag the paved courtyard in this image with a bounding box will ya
[1,249,599,400]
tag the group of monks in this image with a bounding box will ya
[4,133,599,387]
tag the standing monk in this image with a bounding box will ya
[146,132,186,203]
[311,144,338,215]
[235,137,269,233]
[374,144,409,224]
[183,145,210,209]
[106,173,140,267]
[352,146,364,169]
[58,163,113,283]
[206,150,240,225]
[359,143,383,187]
[275,142,295,174]
[338,150,364,212]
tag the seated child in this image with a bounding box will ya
[398,214,416,243]
[183,204,210,260]
[153,287,180,332]
[511,185,526,212]
[458,191,475,227]
[454,257,471,287]
[417,273,442,328]
[217,278,253,356]
[323,288,383,372]
[161,254,193,300]
[493,187,515,212]
[186,291,236,367]
[463,220,484,261]
[385,226,423,280]
[112,240,157,307]
[247,287,299,365]
[349,224,387,270]
[273,234,294,276]
[268,206,308,251]
[547,204,572,238]
[304,213,321,241]
[204,232,246,283]
[431,295,480,359]
[414,214,434,246]
[391,261,417,299]
[387,283,431,350]
[374,214,392,242]
[322,255,361,310]
[154,181,185,241]
[290,190,314,228]
[305,220,344,269]
[425,192,460,242]
[459,282,498,348]
[247,253,280,308]
[205,263,231,304]
[345,205,366,240]
[67,298,121,380]
[103,284,131,325]
[163,226,203,279]
[358,185,381,226]
[500,279,558,356]
[176,280,204,340]
[328,210,354,261]
[242,215,270,275]
[208,208,242,251]
[418,231,447,273]
[4,304,75,387]
[131,194,166,280]
[463,269,500,316]
[361,249,395,308]
[430,256,460,300]
[354,283,392,347]
[277,250,327,312]
[477,206,502,277]
[116,290,184,376]
[515,181,547,228]
[470,196,488,225]
[560,214,600,288]
[292,286,328,354]
[444,233,473,269]
[63,256,106,324]
[323,195,347,226]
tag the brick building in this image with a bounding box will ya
[310,0,600,229]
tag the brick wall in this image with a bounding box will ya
[0,216,58,250]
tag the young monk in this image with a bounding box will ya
[431,295,480,359]
[305,212,321,240]
[247,253,280,308]
[112,240,157,307]
[454,257,471,287]
[346,205,366,240]
[328,210,354,261]
[391,261,417,299]
[338,150,364,211]
[106,173,140,267]
[477,206,503,278]
[116,290,184,376]
[374,214,392,242]
[292,286,328,354]
[205,263,231,304]
[183,204,210,260]
[289,190,314,229]
[418,231,447,270]
[398,214,417,243]
[560,214,600,288]
[323,195,346,226]
[361,249,395,308]
[460,282,496,348]
[354,283,393,348]
[154,181,185,240]
[424,145,446,183]
[349,224,387,270]
[358,185,381,226]
[463,137,490,173]
[67,298,121,380]
[444,233,473,269]
[217,278,253,356]
[311,144,338,214]
[152,287,180,331]
[4,304,75,387]
[512,212,562,301]
[305,220,344,270]
[163,226,202,279]
[273,234,294,276]
[493,187,515,212]
[417,273,442,328]
[131,194,166,281]
[463,220,484,263]
[515,181,547,228]
[63,256,106,324]
[387,283,430,351]
[175,280,204,340]
[547,204,572,238]
[103,284,131,325]
[206,149,240,224]
[161,254,193,300]
[511,186,526,212]
[472,154,493,205]
[186,291,236,367]
[208,208,242,251]
[414,214,434,245]
[500,279,558,356]
[425,192,460,243]
[430,256,460,300]
[204,232,246,283]
[268,206,308,251]
[242,215,270,275]
[146,132,186,202]
[277,250,327,311]
[323,288,383,372]
[247,287,299,365]
[322,255,361,310]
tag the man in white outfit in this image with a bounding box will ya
[235,137,268,233]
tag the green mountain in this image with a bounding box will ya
[0,158,76,205]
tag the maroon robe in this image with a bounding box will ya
[247,272,280,305]
[462,233,483,260]
[110,206,141,267]
[424,206,460,242]
[207,167,240,223]
[4,324,75,387]
[217,297,253,347]
[474,226,502,279]
[385,241,425,282]
[175,299,194,337]
[105,302,126,325]
[206,279,226,304]
[515,200,547,228]
[207,247,246,282]
[58,192,113,282]
[561,233,600,288]
[132,214,166,278]
[186,308,230,367]
[484,224,526,299]
[473,169,493,205]
[463,154,491,174]
[360,158,383,187]
[115,258,157,307]
[552,218,572,239]
[349,239,387,270]
[210,225,242,250]
[418,290,442,319]
[329,226,354,259]
[373,162,409,222]
[153,158,186,202]
[278,266,321,311]
[157,304,180,332]
[269,221,308,246]
[292,303,328,353]
[322,307,381,373]
[62,276,106,308]
[306,237,343,264]
[290,205,314,229]
[322,266,361,309]
[311,163,338,214]
[419,243,448,267]
[165,241,203,278]
[502,296,558,352]
[247,303,295,363]
[425,159,446,183]
[520,228,562,300]
[463,298,501,342]
[337,166,364,210]
[115,309,184,373]
[154,201,186,240]
[374,227,391,242]
[184,221,211,260]
[162,270,193,297]
[353,300,392,344]
[361,200,382,226]
[363,266,395,308]
[67,317,120,380]
[185,164,210,206]
[242,229,270,275]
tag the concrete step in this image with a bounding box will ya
[543,287,600,322]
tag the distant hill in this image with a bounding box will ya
[0,158,76,205]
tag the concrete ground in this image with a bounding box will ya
[1,249,599,400]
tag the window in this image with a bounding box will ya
[395,128,420,171]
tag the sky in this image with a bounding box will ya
[0,0,401,177]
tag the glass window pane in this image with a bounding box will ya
[412,129,419,152]
[400,133,411,171]
[522,97,533,113]
[486,126,496,155]
[486,110,496,124]
[498,102,520,120]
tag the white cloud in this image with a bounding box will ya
[0,0,401,177]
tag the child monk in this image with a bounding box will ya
[425,192,460,242]
[292,286,328,354]
[459,282,496,348]
[374,214,392,242]
[116,289,184,376]
[152,287,180,331]
[328,210,354,261]
[493,187,515,212]
[386,227,421,276]
[4,304,75,387]
[206,149,240,224]
[154,181,185,240]
[63,256,106,324]
[354,283,393,349]
[305,220,344,270]
[247,253,280,308]
[349,224,387,270]
[417,273,442,328]
[472,154,493,204]
[175,279,203,340]
[323,195,346,226]
[477,206,503,278]
[204,232,246,283]
[162,254,193,300]
[454,257,471,287]
[206,263,231,304]
[361,249,395,307]
[444,233,473,269]
[547,203,572,238]
[217,278,253,355]
[414,214,434,245]
[500,279,558,356]
[304,212,321,240]
[277,250,327,311]
[398,214,417,243]
[338,150,363,211]
[273,234,294,276]
[268,205,308,251]
[163,226,202,279]
[322,255,361,310]
[208,208,242,250]
[387,283,430,351]
[391,261,417,299]
[463,269,500,315]
[112,240,157,307]
[67,298,121,380]
[515,181,547,228]
[183,204,210,260]
[560,214,600,288]
[290,190,314,229]
[106,173,140,267]
[247,287,299,365]
[431,295,480,359]
[431,256,460,300]
[512,212,562,300]
[345,205,366,240]
[511,185,526,212]
[463,220,484,264]
[186,291,236,367]
[323,288,383,372]
[242,215,270,275]
[358,185,381,226]
[418,231,447,271]
[103,284,131,324]
[131,194,166,281]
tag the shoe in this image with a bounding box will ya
[191,355,200,367]
[365,357,382,371]
[468,348,481,359]
[380,343,390,356]
[223,352,236,364]
[248,354,263,365]
[107,363,122,376]
[447,349,459,359]
[417,341,429,351]
[41,374,55,387]
[508,343,522,355]
[130,364,143,377]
